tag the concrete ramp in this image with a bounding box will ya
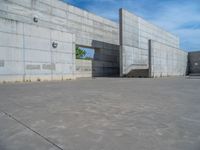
[124,64,149,77]
[126,69,149,78]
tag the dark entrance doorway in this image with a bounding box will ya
[75,46,119,78]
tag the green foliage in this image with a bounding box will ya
[76,47,86,59]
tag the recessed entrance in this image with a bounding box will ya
[75,46,119,78]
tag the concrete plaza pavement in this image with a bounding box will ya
[0,77,200,150]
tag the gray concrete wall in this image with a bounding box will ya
[0,17,75,82]
[120,9,148,76]
[0,0,119,46]
[93,47,119,76]
[92,60,119,77]
[76,59,119,78]
[188,51,200,75]
[150,40,188,77]
[0,1,190,81]
[119,9,187,77]
[76,59,92,78]
[0,0,120,82]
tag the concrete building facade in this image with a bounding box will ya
[119,9,188,77]
[0,0,119,82]
[0,0,194,82]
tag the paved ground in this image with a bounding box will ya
[0,77,200,150]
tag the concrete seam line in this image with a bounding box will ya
[1,111,64,150]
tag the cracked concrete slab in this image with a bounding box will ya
[0,112,61,150]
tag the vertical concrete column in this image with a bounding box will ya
[72,34,76,79]
[22,23,26,82]
[148,40,152,78]
[119,9,123,77]
[50,31,53,80]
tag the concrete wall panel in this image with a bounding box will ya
[76,59,92,78]
[0,16,75,82]
[0,61,24,75]
[24,36,50,51]
[120,9,187,77]
[0,0,119,46]
[0,47,23,61]
[0,32,23,48]
[25,50,51,63]
[150,41,187,77]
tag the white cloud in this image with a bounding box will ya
[148,2,200,51]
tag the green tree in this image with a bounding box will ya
[76,47,86,59]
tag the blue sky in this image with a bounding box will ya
[64,0,200,52]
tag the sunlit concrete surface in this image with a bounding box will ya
[0,78,200,150]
